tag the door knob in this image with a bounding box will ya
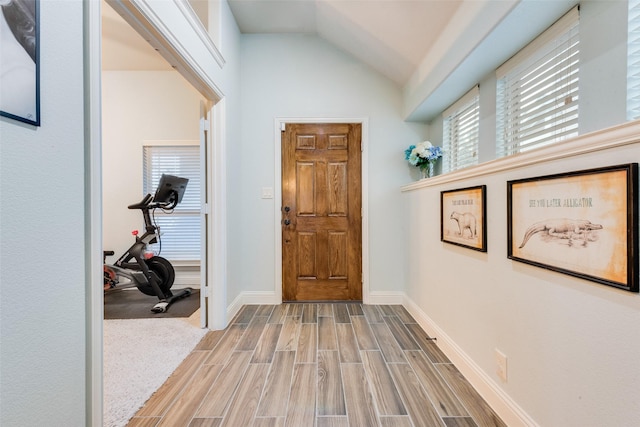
[283,219,291,226]
[283,206,291,213]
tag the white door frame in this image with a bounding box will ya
[208,99,228,330]
[200,101,210,328]
[199,99,227,331]
[274,117,370,303]
[86,1,103,425]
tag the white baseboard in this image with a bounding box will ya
[226,291,280,323]
[226,293,243,324]
[402,297,538,427]
[366,291,405,305]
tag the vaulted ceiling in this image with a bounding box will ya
[102,0,464,85]
[102,0,578,121]
[227,0,463,86]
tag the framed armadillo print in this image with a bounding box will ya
[441,185,487,252]
[507,164,638,292]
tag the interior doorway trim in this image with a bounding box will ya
[86,1,103,424]
[273,117,370,303]
[106,0,224,103]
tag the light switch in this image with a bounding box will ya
[261,187,274,199]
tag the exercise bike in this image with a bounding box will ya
[103,174,192,313]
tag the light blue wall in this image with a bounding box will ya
[1,0,244,423]
[405,1,640,425]
[219,0,242,308]
[232,34,427,302]
[0,1,635,425]
[0,1,87,425]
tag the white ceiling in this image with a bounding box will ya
[101,0,579,121]
[101,0,463,85]
[227,0,463,86]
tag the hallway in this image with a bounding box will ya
[127,303,505,427]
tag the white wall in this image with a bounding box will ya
[0,1,87,425]
[403,2,640,425]
[402,125,640,426]
[232,34,427,305]
[579,0,628,133]
[102,71,203,259]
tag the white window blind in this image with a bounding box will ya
[628,0,640,120]
[143,145,201,261]
[496,6,580,158]
[443,86,480,172]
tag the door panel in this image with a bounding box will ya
[328,231,347,278]
[328,162,348,214]
[282,123,362,301]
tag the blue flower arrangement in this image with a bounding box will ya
[404,141,443,177]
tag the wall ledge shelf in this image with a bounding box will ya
[401,119,640,192]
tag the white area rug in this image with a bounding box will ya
[103,317,207,427]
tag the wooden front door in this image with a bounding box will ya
[282,123,362,301]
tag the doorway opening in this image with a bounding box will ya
[99,2,219,424]
[101,1,206,320]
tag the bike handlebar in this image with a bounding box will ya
[127,194,154,210]
[127,191,179,211]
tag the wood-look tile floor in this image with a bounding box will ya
[127,303,506,427]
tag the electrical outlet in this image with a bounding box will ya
[495,349,508,383]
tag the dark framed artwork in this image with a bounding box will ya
[441,185,487,252]
[507,164,638,292]
[0,0,40,126]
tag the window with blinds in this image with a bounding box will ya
[628,0,640,120]
[443,86,479,173]
[496,6,580,158]
[143,145,201,261]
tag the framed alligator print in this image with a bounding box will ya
[507,163,638,292]
[441,185,487,252]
